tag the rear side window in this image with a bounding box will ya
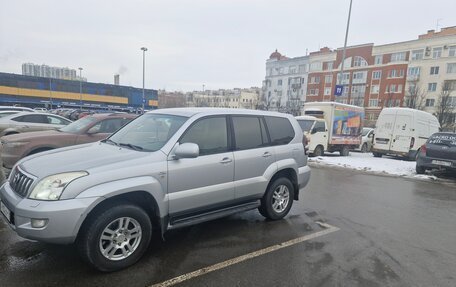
[264,116,295,146]
[20,115,48,124]
[314,121,326,132]
[181,117,228,156]
[428,133,456,146]
[232,116,267,150]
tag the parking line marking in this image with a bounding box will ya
[149,222,340,287]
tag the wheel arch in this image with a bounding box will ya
[267,168,299,201]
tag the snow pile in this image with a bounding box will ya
[308,153,437,180]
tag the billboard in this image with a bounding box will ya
[331,106,364,145]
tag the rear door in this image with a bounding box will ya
[231,115,275,200]
[374,113,396,151]
[391,114,413,153]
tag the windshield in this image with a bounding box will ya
[362,128,372,136]
[297,120,315,132]
[107,114,188,152]
[59,116,98,133]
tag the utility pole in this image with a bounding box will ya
[338,0,353,91]
[78,67,83,109]
[49,77,53,109]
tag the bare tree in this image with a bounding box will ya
[435,81,456,130]
[158,91,186,108]
[405,80,426,109]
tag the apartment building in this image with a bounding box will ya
[262,50,309,114]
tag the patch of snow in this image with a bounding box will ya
[308,152,436,180]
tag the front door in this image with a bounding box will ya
[167,116,235,214]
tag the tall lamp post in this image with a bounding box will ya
[78,67,83,109]
[141,47,148,112]
[337,0,353,101]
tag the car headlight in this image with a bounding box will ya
[29,172,88,201]
[4,142,29,148]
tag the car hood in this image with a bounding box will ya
[1,130,73,142]
[18,142,154,178]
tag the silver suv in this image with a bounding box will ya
[0,108,311,271]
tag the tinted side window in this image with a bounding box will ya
[98,119,127,133]
[314,121,326,132]
[47,116,67,125]
[11,116,25,122]
[22,115,48,124]
[264,116,295,145]
[232,116,264,150]
[181,117,228,156]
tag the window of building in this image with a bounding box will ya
[374,55,383,65]
[324,87,331,96]
[408,67,420,76]
[298,64,307,73]
[232,116,266,150]
[325,75,333,84]
[315,76,320,84]
[289,66,297,74]
[449,46,456,57]
[353,56,368,67]
[278,79,282,86]
[310,62,322,71]
[369,99,379,107]
[447,63,456,74]
[352,71,367,83]
[389,69,397,78]
[432,47,442,59]
[391,52,406,62]
[425,99,435,107]
[180,117,228,156]
[411,49,424,60]
[399,69,404,77]
[343,86,350,96]
[372,70,382,80]
[351,85,366,97]
[325,61,334,70]
[309,88,319,95]
[371,85,380,94]
[397,84,403,93]
[337,72,350,84]
[430,66,440,75]
[264,116,295,146]
[389,84,397,93]
[428,83,437,92]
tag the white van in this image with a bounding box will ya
[372,108,440,160]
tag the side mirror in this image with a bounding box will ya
[87,126,100,135]
[368,133,373,138]
[311,128,317,134]
[174,143,199,159]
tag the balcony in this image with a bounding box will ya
[407,74,420,82]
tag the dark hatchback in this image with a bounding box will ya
[416,132,456,174]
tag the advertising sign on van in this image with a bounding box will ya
[331,106,363,145]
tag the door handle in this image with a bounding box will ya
[220,157,232,164]
[262,152,272,158]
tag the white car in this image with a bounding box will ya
[356,128,374,153]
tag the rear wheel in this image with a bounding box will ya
[361,143,368,153]
[340,146,350,156]
[373,152,383,158]
[259,177,294,220]
[77,203,152,272]
[416,165,426,174]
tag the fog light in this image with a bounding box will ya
[31,219,48,228]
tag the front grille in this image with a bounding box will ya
[10,168,34,198]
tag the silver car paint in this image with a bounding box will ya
[1,108,311,244]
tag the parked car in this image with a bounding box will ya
[372,108,440,160]
[355,128,374,153]
[0,112,72,136]
[0,106,35,112]
[416,132,456,174]
[0,113,136,169]
[0,108,311,271]
[33,108,48,112]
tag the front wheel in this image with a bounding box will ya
[361,143,368,153]
[340,146,350,156]
[77,203,152,272]
[259,177,294,220]
[313,145,324,157]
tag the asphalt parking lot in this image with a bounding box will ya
[1,167,456,287]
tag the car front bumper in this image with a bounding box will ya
[0,181,100,244]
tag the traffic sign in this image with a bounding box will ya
[334,85,344,97]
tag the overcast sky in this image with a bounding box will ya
[1,0,455,92]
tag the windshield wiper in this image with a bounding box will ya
[101,139,119,146]
[118,142,144,151]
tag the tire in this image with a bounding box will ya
[259,177,294,220]
[416,165,426,174]
[361,143,368,153]
[77,203,152,272]
[313,145,324,157]
[373,152,383,158]
[339,146,350,157]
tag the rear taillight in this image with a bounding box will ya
[420,144,427,156]
[410,137,415,148]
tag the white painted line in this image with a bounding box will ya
[149,222,340,287]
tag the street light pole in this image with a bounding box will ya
[49,78,53,109]
[141,47,148,112]
[78,67,83,109]
[338,0,353,89]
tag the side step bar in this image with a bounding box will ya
[168,201,261,230]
